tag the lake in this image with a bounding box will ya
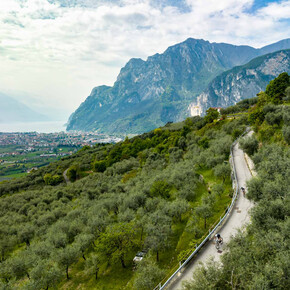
[0,121,67,133]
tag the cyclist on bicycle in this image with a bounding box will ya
[215,233,223,244]
[241,186,246,196]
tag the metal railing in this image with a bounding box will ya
[154,129,249,290]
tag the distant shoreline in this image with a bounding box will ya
[0,121,66,133]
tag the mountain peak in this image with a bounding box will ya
[67,38,290,134]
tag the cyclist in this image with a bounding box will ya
[241,186,246,197]
[215,233,223,244]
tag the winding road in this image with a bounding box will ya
[168,137,255,289]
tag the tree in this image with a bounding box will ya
[213,163,231,183]
[96,222,138,268]
[212,183,224,198]
[8,250,34,280]
[93,160,107,173]
[178,136,187,150]
[195,203,213,228]
[66,165,78,182]
[265,72,290,104]
[145,212,171,262]
[284,86,290,101]
[48,231,68,249]
[133,259,165,290]
[85,254,101,280]
[0,259,13,283]
[55,245,80,279]
[29,260,62,290]
[31,241,52,259]
[282,125,290,144]
[87,212,110,240]
[169,199,189,222]
[150,180,171,199]
[43,173,63,185]
[74,233,94,260]
[204,108,219,123]
[239,136,259,156]
[0,235,17,262]
[183,258,222,289]
[18,223,35,246]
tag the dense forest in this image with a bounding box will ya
[0,73,289,290]
[184,72,290,289]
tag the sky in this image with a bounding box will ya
[0,0,289,121]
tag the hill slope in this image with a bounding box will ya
[66,38,290,134]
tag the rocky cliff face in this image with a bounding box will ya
[189,50,290,115]
[67,38,290,134]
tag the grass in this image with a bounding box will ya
[160,168,232,283]
[59,250,136,290]
[0,172,27,181]
[0,145,76,179]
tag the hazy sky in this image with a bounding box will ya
[0,0,289,120]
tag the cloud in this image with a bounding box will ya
[0,0,289,118]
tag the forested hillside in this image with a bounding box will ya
[184,73,290,289]
[0,100,249,290]
[0,73,289,290]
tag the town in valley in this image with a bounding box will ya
[0,131,122,181]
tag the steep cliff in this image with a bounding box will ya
[189,50,290,116]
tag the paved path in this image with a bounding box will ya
[168,140,254,289]
[63,169,70,184]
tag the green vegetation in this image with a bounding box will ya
[2,73,288,289]
[183,73,290,289]
[0,103,248,289]
[0,145,77,181]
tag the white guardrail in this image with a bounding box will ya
[154,129,249,290]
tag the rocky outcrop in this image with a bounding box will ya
[189,50,290,115]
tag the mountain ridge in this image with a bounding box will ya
[0,92,49,124]
[189,49,290,115]
[67,38,290,134]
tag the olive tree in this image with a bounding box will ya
[133,259,165,290]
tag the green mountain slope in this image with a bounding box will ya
[0,74,289,289]
[0,105,248,289]
[184,73,290,289]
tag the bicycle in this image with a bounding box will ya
[241,186,246,197]
[215,235,223,250]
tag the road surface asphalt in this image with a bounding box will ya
[168,139,255,289]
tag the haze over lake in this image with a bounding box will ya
[0,121,66,133]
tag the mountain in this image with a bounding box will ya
[189,50,290,115]
[0,92,49,123]
[67,38,290,134]
[259,38,290,55]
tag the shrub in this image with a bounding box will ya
[66,165,79,182]
[265,72,290,104]
[282,125,290,144]
[93,160,107,173]
[239,136,259,156]
[265,111,283,126]
[150,180,171,199]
